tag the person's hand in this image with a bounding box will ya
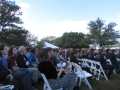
[59,68,65,72]
[57,68,65,78]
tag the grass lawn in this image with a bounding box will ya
[80,74,120,90]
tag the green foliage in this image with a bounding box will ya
[52,18,120,48]
[0,0,35,46]
[0,29,29,46]
[53,32,89,48]
[36,36,56,48]
[88,18,120,47]
[0,0,22,31]
[36,18,120,48]
[36,40,44,48]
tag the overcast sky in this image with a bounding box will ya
[15,0,120,40]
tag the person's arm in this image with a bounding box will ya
[57,68,64,78]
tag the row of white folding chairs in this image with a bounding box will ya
[77,58,108,80]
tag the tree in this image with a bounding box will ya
[0,0,35,46]
[103,23,119,45]
[36,41,44,48]
[0,29,29,46]
[36,36,56,48]
[53,32,89,48]
[88,18,104,46]
[0,0,22,31]
[26,33,38,47]
[88,18,119,47]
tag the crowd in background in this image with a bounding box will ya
[69,48,120,78]
[0,46,120,90]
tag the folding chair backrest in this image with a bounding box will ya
[41,73,64,90]
[77,58,108,80]
[70,62,93,90]
[40,73,52,90]
[71,62,82,72]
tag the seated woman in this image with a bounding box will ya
[38,48,77,90]
[38,48,58,79]
[49,66,77,90]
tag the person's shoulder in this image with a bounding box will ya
[64,72,76,78]
[40,60,52,64]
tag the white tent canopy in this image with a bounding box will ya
[43,42,59,49]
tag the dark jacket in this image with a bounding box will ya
[16,53,27,68]
[38,61,58,79]
[14,68,33,90]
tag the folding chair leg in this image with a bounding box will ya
[83,78,93,90]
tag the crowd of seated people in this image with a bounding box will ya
[0,46,77,90]
[0,46,120,90]
[69,48,120,78]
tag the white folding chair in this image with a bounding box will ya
[41,73,63,90]
[40,73,52,90]
[78,58,108,80]
[0,85,14,90]
[71,62,93,90]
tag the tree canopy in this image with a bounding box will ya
[88,18,120,47]
[0,0,22,31]
[37,18,120,48]
[52,32,89,48]
[1,1,119,48]
[0,29,29,46]
[0,0,35,46]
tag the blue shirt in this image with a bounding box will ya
[25,52,36,65]
[1,55,8,68]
